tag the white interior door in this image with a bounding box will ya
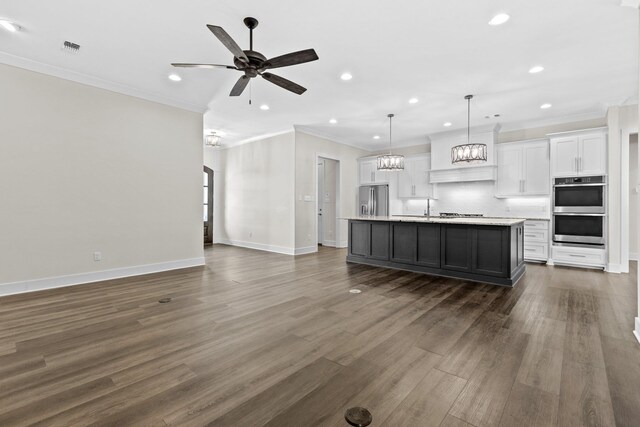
[317,160,324,244]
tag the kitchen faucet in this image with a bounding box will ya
[424,199,431,218]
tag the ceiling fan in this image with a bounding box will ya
[172,17,319,96]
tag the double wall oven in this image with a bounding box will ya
[553,176,606,247]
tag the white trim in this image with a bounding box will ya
[221,129,294,149]
[295,246,318,255]
[0,52,206,113]
[634,318,640,344]
[606,263,623,274]
[217,239,295,255]
[315,154,342,252]
[630,252,638,261]
[621,0,640,9]
[338,240,348,248]
[322,240,337,247]
[0,257,205,297]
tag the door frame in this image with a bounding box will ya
[315,154,341,249]
[203,166,214,245]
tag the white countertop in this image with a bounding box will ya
[341,215,526,226]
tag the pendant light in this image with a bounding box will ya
[451,95,487,164]
[377,114,404,171]
[204,132,221,147]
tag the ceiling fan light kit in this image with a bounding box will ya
[451,95,488,164]
[377,114,405,171]
[171,17,318,98]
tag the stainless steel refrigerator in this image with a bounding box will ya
[358,185,389,216]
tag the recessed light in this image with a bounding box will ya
[340,73,353,81]
[260,104,270,111]
[409,98,419,104]
[0,20,19,32]
[540,103,552,109]
[529,65,544,74]
[329,118,337,124]
[443,122,452,127]
[349,289,362,294]
[168,74,182,82]
[489,13,510,26]
[373,135,380,140]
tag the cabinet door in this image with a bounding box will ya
[471,227,509,277]
[349,222,370,257]
[441,225,471,272]
[359,160,376,185]
[391,223,417,264]
[397,160,414,198]
[523,142,550,195]
[496,145,523,196]
[412,156,431,198]
[369,222,390,260]
[416,224,440,268]
[551,137,578,177]
[579,134,606,175]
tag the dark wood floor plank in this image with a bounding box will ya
[380,368,467,427]
[0,246,635,426]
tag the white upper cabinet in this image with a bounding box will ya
[397,154,434,198]
[358,157,388,185]
[550,128,607,177]
[495,139,549,197]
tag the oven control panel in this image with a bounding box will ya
[554,175,605,185]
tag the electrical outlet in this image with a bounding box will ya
[94,251,102,261]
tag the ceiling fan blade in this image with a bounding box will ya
[207,25,249,63]
[263,49,319,69]
[230,75,250,96]
[171,63,237,69]
[261,72,307,95]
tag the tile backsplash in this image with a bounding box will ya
[395,181,550,219]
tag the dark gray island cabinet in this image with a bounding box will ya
[347,217,526,286]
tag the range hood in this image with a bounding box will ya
[428,124,500,184]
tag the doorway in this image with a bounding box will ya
[316,156,340,248]
[203,166,213,246]
[630,134,638,261]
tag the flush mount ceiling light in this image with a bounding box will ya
[451,95,488,164]
[0,19,20,32]
[260,104,270,110]
[488,13,510,26]
[168,73,182,82]
[373,135,380,140]
[540,103,552,109]
[529,65,544,74]
[329,118,337,124]
[408,97,419,104]
[204,132,221,147]
[340,72,353,81]
[377,113,404,171]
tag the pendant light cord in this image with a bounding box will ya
[465,95,473,144]
[388,113,395,155]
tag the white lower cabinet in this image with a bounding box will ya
[552,246,606,268]
[524,220,549,262]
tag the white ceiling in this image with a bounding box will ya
[0,0,637,149]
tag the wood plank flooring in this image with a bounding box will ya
[0,245,638,426]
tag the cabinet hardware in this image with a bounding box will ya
[574,157,578,172]
[579,157,582,172]
[569,254,587,258]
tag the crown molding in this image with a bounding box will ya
[214,129,295,150]
[0,52,206,113]
[621,0,640,8]
[293,125,373,151]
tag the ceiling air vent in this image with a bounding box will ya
[62,40,81,53]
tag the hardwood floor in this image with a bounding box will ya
[0,245,638,426]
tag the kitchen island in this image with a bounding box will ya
[345,216,526,286]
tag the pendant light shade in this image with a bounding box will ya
[204,132,221,147]
[377,114,404,171]
[451,95,487,164]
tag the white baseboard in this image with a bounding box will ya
[338,240,348,248]
[635,318,640,345]
[630,252,638,261]
[606,263,623,274]
[321,240,337,248]
[0,257,205,297]
[217,238,295,256]
[295,246,318,255]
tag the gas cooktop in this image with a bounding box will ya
[439,212,485,218]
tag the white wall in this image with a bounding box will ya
[0,63,204,294]
[212,132,296,254]
[294,130,369,252]
[630,134,638,260]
